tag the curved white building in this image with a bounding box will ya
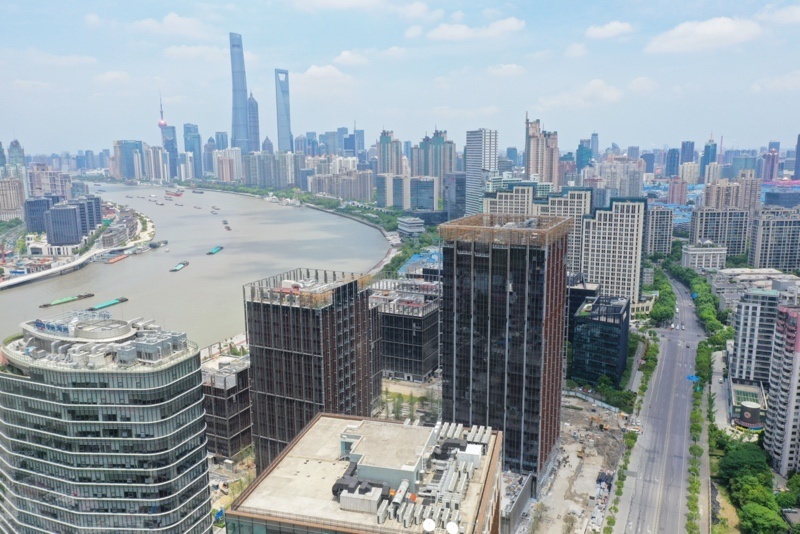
[0,312,211,533]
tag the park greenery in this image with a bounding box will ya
[0,218,23,234]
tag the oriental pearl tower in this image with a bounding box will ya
[157,95,179,179]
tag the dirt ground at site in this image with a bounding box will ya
[535,396,626,534]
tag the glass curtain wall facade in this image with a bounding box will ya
[0,315,211,534]
[570,296,630,387]
[275,69,293,153]
[439,214,569,494]
[229,33,250,153]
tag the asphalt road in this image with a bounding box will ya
[616,280,706,533]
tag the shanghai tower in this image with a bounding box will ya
[230,33,249,152]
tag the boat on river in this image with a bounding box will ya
[86,297,128,311]
[40,293,95,308]
[149,240,168,249]
[207,246,223,255]
[170,261,189,272]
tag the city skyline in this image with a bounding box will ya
[2,1,800,153]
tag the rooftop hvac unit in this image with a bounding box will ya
[422,518,436,533]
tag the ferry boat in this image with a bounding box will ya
[86,297,128,311]
[212,206,221,210]
[148,240,168,249]
[192,190,205,194]
[207,246,223,255]
[165,190,183,197]
[225,226,231,231]
[222,220,229,225]
[40,293,95,308]
[210,211,218,215]
[170,261,189,272]
[106,255,128,264]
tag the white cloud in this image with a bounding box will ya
[334,50,369,66]
[645,17,762,54]
[487,64,525,77]
[427,17,525,41]
[482,8,503,19]
[84,13,102,28]
[294,65,355,94]
[292,0,383,11]
[751,70,800,93]
[163,45,227,63]
[391,2,443,22]
[628,76,657,93]
[333,46,405,66]
[93,70,131,85]
[13,79,52,90]
[757,4,800,25]
[27,49,96,67]
[131,12,216,40]
[404,25,423,38]
[450,10,465,22]
[564,43,587,58]
[432,105,501,119]
[586,21,634,39]
[535,79,622,111]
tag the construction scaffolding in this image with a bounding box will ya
[438,214,571,247]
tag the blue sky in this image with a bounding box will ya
[2,0,799,155]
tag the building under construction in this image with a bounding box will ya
[244,269,382,473]
[202,355,252,459]
[370,276,440,383]
[439,214,570,496]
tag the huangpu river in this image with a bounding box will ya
[0,185,389,347]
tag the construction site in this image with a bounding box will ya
[533,394,627,534]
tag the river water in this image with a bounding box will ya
[0,185,389,347]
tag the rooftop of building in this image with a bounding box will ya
[230,414,501,534]
[202,355,250,390]
[244,268,375,309]
[731,382,765,408]
[1,311,197,374]
[576,296,629,318]
[440,214,570,244]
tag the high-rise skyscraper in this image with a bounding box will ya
[244,269,381,473]
[112,140,145,180]
[183,124,203,178]
[229,33,250,152]
[464,128,498,216]
[7,140,24,167]
[577,140,593,174]
[645,205,674,255]
[261,136,274,155]
[157,97,179,179]
[749,207,800,270]
[680,140,695,165]
[665,148,680,177]
[764,304,800,477]
[581,198,647,302]
[0,314,212,532]
[203,137,217,176]
[439,214,570,494]
[409,130,456,180]
[524,117,559,186]
[275,69,293,152]
[668,178,688,205]
[730,288,780,384]
[689,208,748,255]
[376,130,403,176]
[247,92,260,154]
[794,134,800,180]
[699,135,717,183]
[591,132,599,160]
[215,131,229,150]
[0,141,5,167]
[763,149,780,181]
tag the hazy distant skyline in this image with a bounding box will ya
[2,0,799,155]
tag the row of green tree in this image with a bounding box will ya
[0,218,23,234]
[642,266,676,324]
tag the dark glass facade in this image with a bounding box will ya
[443,171,466,220]
[439,214,569,493]
[202,358,252,459]
[44,204,82,246]
[570,296,630,387]
[23,197,55,233]
[409,177,436,211]
[244,269,381,473]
